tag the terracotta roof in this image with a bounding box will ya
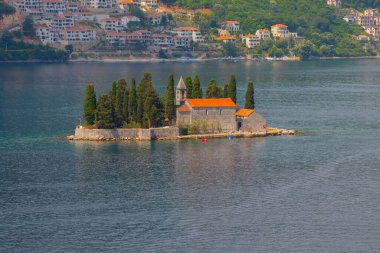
[177,104,190,112]
[101,18,120,22]
[236,108,254,117]
[152,33,171,37]
[257,29,269,33]
[226,20,239,24]
[64,26,94,31]
[186,98,236,108]
[174,26,198,31]
[118,0,134,3]
[122,15,138,19]
[272,24,288,28]
[41,0,63,3]
[216,35,235,40]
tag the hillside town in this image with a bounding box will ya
[328,0,380,41]
[1,0,379,59]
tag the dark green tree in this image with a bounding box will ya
[192,74,203,98]
[206,79,223,98]
[164,73,175,122]
[122,84,129,123]
[227,75,237,103]
[22,16,35,38]
[128,78,137,123]
[115,78,127,127]
[223,84,228,98]
[95,95,115,129]
[83,84,97,125]
[184,76,193,99]
[136,73,153,127]
[244,81,255,109]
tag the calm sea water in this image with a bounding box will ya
[0,60,379,252]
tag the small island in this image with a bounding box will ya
[68,73,295,141]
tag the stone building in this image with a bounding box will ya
[175,77,267,133]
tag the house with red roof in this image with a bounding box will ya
[223,20,240,33]
[175,77,266,133]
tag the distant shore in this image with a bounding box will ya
[1,55,379,64]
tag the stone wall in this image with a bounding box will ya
[239,112,267,132]
[177,111,190,125]
[191,107,237,132]
[73,127,179,141]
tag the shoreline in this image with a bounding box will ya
[67,127,297,142]
[1,55,379,64]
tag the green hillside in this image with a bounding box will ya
[177,0,371,57]
[343,0,380,10]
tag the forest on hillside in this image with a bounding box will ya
[343,0,380,9]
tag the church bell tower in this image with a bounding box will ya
[176,76,187,106]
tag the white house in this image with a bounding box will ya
[52,13,74,29]
[243,34,260,48]
[41,0,66,13]
[173,27,203,43]
[173,36,192,47]
[140,0,157,9]
[100,17,123,32]
[255,29,270,40]
[223,20,240,33]
[34,24,56,44]
[65,1,79,12]
[61,26,96,42]
[147,13,165,26]
[152,33,173,47]
[121,15,140,27]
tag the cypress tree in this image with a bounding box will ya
[206,79,223,98]
[164,74,175,123]
[83,84,97,125]
[143,85,157,128]
[128,78,137,123]
[227,75,237,103]
[184,76,193,99]
[95,95,115,129]
[136,73,153,127]
[122,85,129,123]
[223,84,228,98]
[192,74,202,98]
[115,78,126,127]
[244,81,255,109]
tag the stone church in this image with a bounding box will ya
[175,77,267,133]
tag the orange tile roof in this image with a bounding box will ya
[226,20,239,24]
[186,98,236,108]
[245,34,258,38]
[216,35,235,40]
[174,26,199,31]
[177,104,190,112]
[257,28,269,33]
[272,24,288,28]
[118,0,134,3]
[236,108,254,117]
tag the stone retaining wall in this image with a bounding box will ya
[73,127,179,141]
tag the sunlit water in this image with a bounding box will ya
[0,60,379,252]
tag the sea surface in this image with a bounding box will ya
[0,59,379,252]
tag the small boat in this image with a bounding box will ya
[201,138,208,143]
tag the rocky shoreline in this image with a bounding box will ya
[67,127,296,142]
